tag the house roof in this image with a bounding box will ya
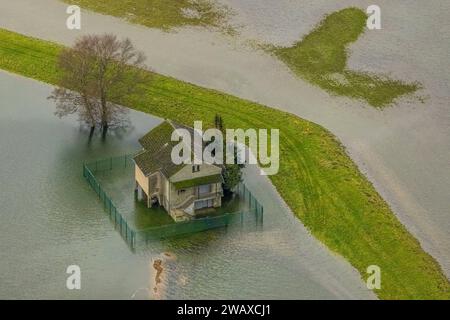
[133,120,216,178]
[134,144,184,177]
[138,121,176,153]
[134,120,182,177]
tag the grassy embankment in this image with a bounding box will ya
[62,0,233,32]
[0,28,449,299]
[273,8,420,108]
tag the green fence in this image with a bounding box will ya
[83,155,137,249]
[83,154,263,250]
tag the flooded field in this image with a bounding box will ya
[0,72,373,299]
[221,0,450,276]
[92,160,250,231]
[2,1,447,277]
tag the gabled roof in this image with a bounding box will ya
[138,121,174,153]
[133,120,206,178]
[134,144,184,177]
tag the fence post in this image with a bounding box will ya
[261,206,264,225]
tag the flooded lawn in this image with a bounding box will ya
[92,159,249,230]
[93,163,176,229]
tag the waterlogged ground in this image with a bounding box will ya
[93,165,247,230]
[1,0,448,296]
[94,165,176,229]
[220,0,450,276]
[0,72,374,299]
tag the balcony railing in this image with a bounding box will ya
[196,191,222,200]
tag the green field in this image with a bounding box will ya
[0,28,449,299]
[273,8,420,108]
[62,0,232,32]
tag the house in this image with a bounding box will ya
[133,120,223,222]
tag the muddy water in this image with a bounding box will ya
[1,0,448,287]
[0,72,374,299]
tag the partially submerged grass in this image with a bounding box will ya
[0,28,449,299]
[93,167,175,229]
[61,0,233,32]
[273,7,420,108]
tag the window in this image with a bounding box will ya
[198,184,211,195]
[192,165,200,173]
[177,189,186,195]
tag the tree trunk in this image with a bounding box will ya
[89,125,95,139]
[101,122,108,139]
[100,92,108,139]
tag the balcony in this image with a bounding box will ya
[195,191,222,200]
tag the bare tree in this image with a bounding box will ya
[49,34,151,138]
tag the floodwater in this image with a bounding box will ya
[0,72,374,299]
[3,0,445,279]
[221,0,450,276]
[0,0,450,276]
[1,0,448,294]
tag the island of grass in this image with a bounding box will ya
[62,0,232,32]
[272,7,419,108]
[0,28,448,299]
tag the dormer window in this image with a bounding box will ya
[192,165,200,173]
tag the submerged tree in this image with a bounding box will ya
[49,34,151,138]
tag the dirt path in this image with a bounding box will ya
[1,0,449,279]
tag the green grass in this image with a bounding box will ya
[132,201,175,229]
[61,0,232,32]
[1,28,449,299]
[273,8,420,108]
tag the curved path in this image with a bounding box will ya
[1,0,449,279]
